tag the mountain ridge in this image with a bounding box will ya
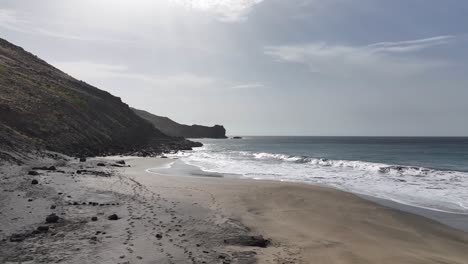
[132,108,227,139]
[0,38,199,162]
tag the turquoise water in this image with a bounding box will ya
[174,137,468,214]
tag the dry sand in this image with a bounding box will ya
[1,156,468,264]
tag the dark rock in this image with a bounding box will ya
[156,234,162,239]
[224,236,270,248]
[116,160,126,165]
[45,213,59,223]
[9,233,26,242]
[97,163,105,166]
[232,136,243,139]
[79,158,86,162]
[28,171,39,176]
[48,166,56,171]
[32,166,48,170]
[36,226,49,232]
[107,214,119,220]
[91,216,98,221]
[31,179,39,185]
[50,205,56,209]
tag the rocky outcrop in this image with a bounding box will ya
[132,108,227,139]
[0,38,200,160]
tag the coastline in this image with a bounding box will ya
[139,157,468,263]
[151,158,468,233]
[1,156,467,263]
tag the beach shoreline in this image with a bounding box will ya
[132,157,468,263]
[150,158,468,233]
[1,156,468,263]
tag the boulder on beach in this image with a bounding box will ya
[31,179,39,185]
[45,213,59,223]
[9,233,26,242]
[28,171,39,175]
[108,214,119,220]
[224,235,270,248]
[36,226,49,233]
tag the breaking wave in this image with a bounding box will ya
[172,146,468,214]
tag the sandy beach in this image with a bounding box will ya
[1,156,468,264]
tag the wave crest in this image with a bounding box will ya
[251,152,453,177]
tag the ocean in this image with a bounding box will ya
[173,136,468,214]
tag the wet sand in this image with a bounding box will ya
[1,156,468,264]
[140,158,468,263]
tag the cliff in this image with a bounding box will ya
[0,38,199,161]
[132,108,227,139]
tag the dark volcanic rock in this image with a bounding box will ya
[107,214,119,220]
[116,160,126,165]
[9,233,26,242]
[28,171,39,176]
[97,163,105,166]
[91,216,98,221]
[32,166,48,170]
[31,179,38,185]
[224,236,270,248]
[36,226,49,232]
[45,213,59,223]
[79,158,87,162]
[48,166,56,171]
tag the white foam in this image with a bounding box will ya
[170,147,468,214]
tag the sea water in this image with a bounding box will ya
[172,137,468,214]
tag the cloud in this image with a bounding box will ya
[0,8,130,42]
[52,61,216,89]
[172,0,264,22]
[264,36,455,77]
[229,83,264,89]
[367,35,455,53]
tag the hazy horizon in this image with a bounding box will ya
[1,0,468,136]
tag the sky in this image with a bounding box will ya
[1,0,467,136]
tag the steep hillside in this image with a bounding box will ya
[132,108,227,139]
[0,38,198,160]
